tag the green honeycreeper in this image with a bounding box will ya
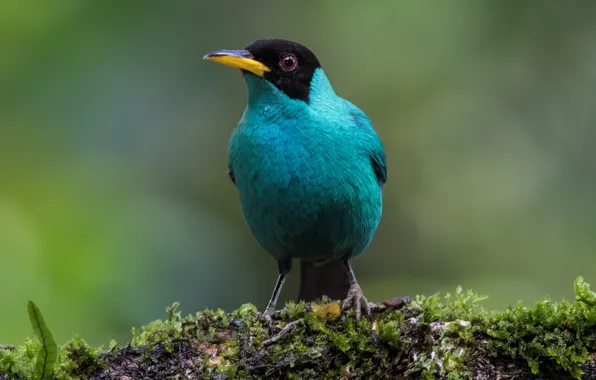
[204,39,387,322]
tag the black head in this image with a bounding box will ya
[245,39,321,102]
[204,39,321,102]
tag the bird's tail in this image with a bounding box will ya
[298,260,349,302]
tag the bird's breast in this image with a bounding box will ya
[228,121,382,263]
[231,122,363,205]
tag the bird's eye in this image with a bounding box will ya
[280,54,297,71]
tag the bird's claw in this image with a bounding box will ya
[257,309,275,330]
[342,283,374,320]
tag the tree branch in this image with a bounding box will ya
[2,278,596,379]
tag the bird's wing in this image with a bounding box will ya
[227,164,236,184]
[370,141,387,185]
[349,107,387,185]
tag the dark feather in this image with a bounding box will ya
[371,151,387,185]
[227,165,236,184]
[349,109,387,185]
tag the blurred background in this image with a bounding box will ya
[1,1,596,346]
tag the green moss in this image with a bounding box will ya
[0,336,105,380]
[54,336,103,380]
[378,320,401,348]
[482,294,595,378]
[284,301,308,320]
[131,302,186,353]
[402,278,596,379]
[2,278,596,379]
[0,339,39,378]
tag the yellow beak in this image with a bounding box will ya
[203,49,271,77]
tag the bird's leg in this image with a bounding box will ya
[261,273,285,326]
[341,260,373,319]
[260,260,291,327]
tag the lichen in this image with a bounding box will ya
[1,277,596,379]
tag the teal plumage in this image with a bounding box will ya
[230,71,385,266]
[204,39,386,320]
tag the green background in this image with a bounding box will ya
[1,1,595,346]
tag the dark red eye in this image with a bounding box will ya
[280,54,297,71]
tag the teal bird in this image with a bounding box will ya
[204,39,387,321]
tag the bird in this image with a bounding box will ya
[203,39,387,322]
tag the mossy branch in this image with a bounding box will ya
[2,278,596,379]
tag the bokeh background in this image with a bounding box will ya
[2,1,596,346]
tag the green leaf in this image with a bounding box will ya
[27,301,57,380]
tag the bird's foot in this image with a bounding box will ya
[342,283,374,320]
[257,308,275,330]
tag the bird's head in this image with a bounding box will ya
[204,39,323,103]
